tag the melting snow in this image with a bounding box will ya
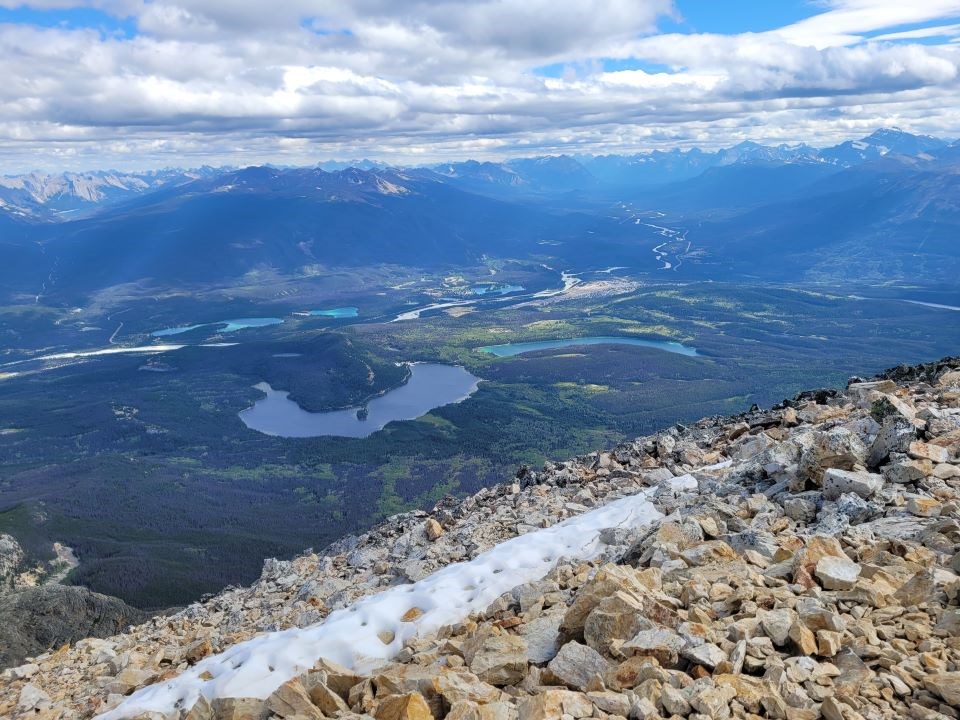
[99,476,696,719]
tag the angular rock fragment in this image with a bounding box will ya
[545,641,608,691]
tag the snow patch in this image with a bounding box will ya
[100,476,695,719]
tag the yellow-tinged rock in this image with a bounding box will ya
[310,656,363,699]
[424,519,444,541]
[210,697,269,720]
[906,497,941,518]
[430,668,503,705]
[304,674,351,715]
[374,692,434,720]
[793,536,846,573]
[266,678,324,720]
[924,672,960,706]
[714,674,767,715]
[401,607,424,622]
[789,621,818,655]
[518,689,593,720]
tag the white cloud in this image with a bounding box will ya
[0,0,959,170]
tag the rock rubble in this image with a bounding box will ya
[2,356,960,720]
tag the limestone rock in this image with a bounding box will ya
[680,540,737,566]
[660,683,691,716]
[311,657,363,699]
[621,628,684,666]
[561,564,649,637]
[814,555,862,590]
[463,629,528,686]
[266,679,324,719]
[583,590,649,655]
[681,641,727,670]
[822,468,882,500]
[906,496,941,517]
[430,669,502,706]
[304,674,352,715]
[760,608,796,646]
[923,672,960,706]
[883,457,933,484]
[894,568,935,606]
[210,697,269,720]
[586,690,631,716]
[518,689,593,720]
[545,641,608,691]
[798,428,866,483]
[374,693,434,720]
[908,440,950,463]
[867,416,915,467]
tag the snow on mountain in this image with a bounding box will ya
[0,168,221,218]
[100,475,696,718]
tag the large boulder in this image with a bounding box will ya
[798,428,866,484]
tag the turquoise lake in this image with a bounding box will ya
[479,336,699,358]
[307,307,359,318]
[151,317,283,337]
[239,363,479,439]
[471,284,525,296]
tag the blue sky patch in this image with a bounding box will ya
[667,0,816,34]
[0,7,136,38]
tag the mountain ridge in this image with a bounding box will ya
[4,128,957,220]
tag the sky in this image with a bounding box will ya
[1,0,960,171]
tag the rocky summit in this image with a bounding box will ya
[3,356,960,720]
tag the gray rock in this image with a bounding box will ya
[725,530,779,560]
[660,684,691,716]
[867,416,915,467]
[760,609,795,646]
[519,614,562,664]
[883,455,933,484]
[782,496,818,523]
[17,683,51,713]
[834,493,880,525]
[464,631,528,686]
[622,628,685,666]
[681,642,727,669]
[798,428,866,483]
[822,468,882,500]
[546,641,609,691]
[814,555,861,590]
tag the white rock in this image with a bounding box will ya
[815,555,861,590]
[822,468,882,500]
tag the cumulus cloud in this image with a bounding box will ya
[0,0,959,170]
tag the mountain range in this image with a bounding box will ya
[1,128,958,300]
